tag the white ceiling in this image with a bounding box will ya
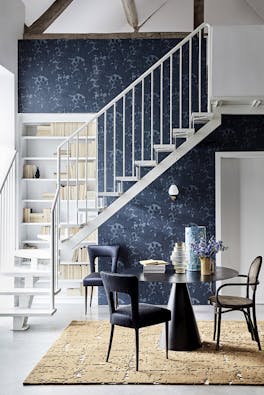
[22,0,264,33]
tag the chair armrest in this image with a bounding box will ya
[216,281,259,306]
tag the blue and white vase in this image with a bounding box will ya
[185,225,206,271]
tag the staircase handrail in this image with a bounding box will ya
[0,151,17,194]
[57,22,211,150]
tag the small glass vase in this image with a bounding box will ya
[200,256,213,275]
[170,242,187,273]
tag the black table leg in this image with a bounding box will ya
[161,283,201,351]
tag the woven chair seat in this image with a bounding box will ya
[209,294,253,308]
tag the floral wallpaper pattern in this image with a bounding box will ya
[18,39,264,305]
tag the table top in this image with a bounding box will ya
[122,266,238,284]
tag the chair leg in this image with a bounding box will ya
[115,292,118,308]
[252,305,262,351]
[244,309,255,340]
[89,286,94,307]
[216,307,222,350]
[106,324,115,362]
[165,321,169,359]
[135,328,139,371]
[213,305,218,341]
[84,287,87,315]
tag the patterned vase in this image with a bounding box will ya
[185,225,206,271]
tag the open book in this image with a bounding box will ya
[139,259,168,266]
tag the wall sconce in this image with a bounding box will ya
[168,184,179,201]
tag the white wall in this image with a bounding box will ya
[0,0,24,75]
[205,0,264,26]
[211,25,264,98]
[221,159,241,273]
[0,0,24,184]
[0,0,24,309]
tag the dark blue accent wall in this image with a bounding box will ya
[18,39,264,305]
[18,39,183,113]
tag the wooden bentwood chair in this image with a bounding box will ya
[209,256,262,350]
[82,245,120,314]
[101,272,171,371]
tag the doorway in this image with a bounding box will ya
[215,152,264,303]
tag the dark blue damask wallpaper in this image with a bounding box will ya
[18,39,264,305]
[99,115,264,304]
[19,39,183,113]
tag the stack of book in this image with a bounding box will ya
[23,164,37,178]
[139,259,168,273]
[60,184,87,200]
[23,208,51,223]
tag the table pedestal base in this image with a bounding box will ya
[161,283,201,351]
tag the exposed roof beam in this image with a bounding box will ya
[121,0,139,32]
[24,0,74,35]
[23,32,190,40]
[194,0,204,29]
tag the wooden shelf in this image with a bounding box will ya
[22,178,96,182]
[23,157,96,161]
[21,222,51,226]
[22,136,96,140]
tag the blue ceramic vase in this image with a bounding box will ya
[185,225,206,271]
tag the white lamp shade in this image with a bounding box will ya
[168,184,179,196]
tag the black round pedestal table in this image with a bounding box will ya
[138,267,238,351]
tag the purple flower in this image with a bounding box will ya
[190,236,228,257]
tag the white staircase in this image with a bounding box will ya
[56,23,216,259]
[0,22,224,329]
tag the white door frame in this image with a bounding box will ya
[215,151,264,268]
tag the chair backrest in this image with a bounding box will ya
[101,272,139,322]
[247,256,262,297]
[87,245,120,273]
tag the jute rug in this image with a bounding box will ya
[24,320,264,385]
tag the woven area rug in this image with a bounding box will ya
[24,320,264,385]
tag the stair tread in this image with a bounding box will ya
[192,112,213,124]
[0,308,56,317]
[134,160,157,167]
[116,176,139,181]
[153,144,175,152]
[97,192,121,197]
[15,249,50,259]
[0,288,51,295]
[1,269,51,277]
[173,128,195,135]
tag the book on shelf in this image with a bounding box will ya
[42,192,55,200]
[23,208,31,222]
[23,208,51,223]
[33,122,96,138]
[36,125,52,136]
[60,184,88,200]
[23,164,36,178]
[72,247,89,262]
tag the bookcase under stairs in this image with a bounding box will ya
[19,114,98,300]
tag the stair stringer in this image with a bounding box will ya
[60,115,221,259]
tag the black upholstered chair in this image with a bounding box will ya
[83,245,120,313]
[101,272,171,371]
[209,256,262,350]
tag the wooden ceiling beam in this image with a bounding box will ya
[121,0,139,32]
[23,32,190,40]
[194,0,204,29]
[24,0,74,35]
